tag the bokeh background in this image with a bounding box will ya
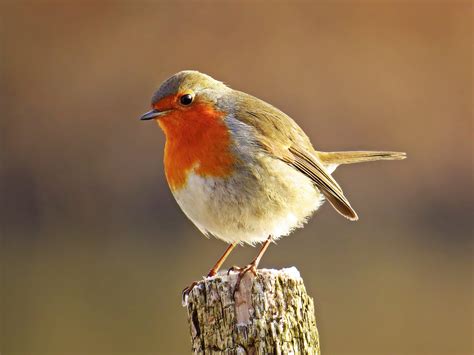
[1,1,472,354]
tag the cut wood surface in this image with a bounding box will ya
[183,267,320,354]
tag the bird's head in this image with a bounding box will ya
[140,71,237,190]
[139,70,230,123]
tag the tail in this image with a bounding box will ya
[318,151,406,171]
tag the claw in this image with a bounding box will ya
[227,265,243,274]
[182,281,198,304]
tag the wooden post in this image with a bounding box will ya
[183,267,320,354]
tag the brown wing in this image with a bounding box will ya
[231,90,358,221]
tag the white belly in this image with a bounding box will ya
[172,156,324,245]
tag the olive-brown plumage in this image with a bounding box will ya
[140,70,406,291]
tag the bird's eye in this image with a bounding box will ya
[179,94,193,106]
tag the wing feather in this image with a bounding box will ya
[286,147,358,220]
[230,91,358,220]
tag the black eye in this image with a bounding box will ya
[180,94,193,106]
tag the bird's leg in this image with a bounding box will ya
[228,235,273,294]
[182,243,237,301]
[207,243,237,277]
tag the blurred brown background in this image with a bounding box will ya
[1,1,472,354]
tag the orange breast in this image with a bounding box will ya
[157,103,236,191]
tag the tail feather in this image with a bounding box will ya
[318,151,406,166]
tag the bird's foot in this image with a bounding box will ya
[181,270,218,304]
[227,261,258,296]
[181,281,198,304]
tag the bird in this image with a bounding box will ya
[140,70,406,294]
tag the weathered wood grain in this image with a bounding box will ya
[184,268,320,354]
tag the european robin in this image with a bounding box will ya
[140,70,406,294]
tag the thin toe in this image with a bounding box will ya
[182,281,198,303]
[232,263,258,296]
[227,265,243,274]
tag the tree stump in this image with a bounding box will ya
[183,267,320,354]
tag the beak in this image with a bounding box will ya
[139,109,169,121]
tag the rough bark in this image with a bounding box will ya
[183,267,320,354]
